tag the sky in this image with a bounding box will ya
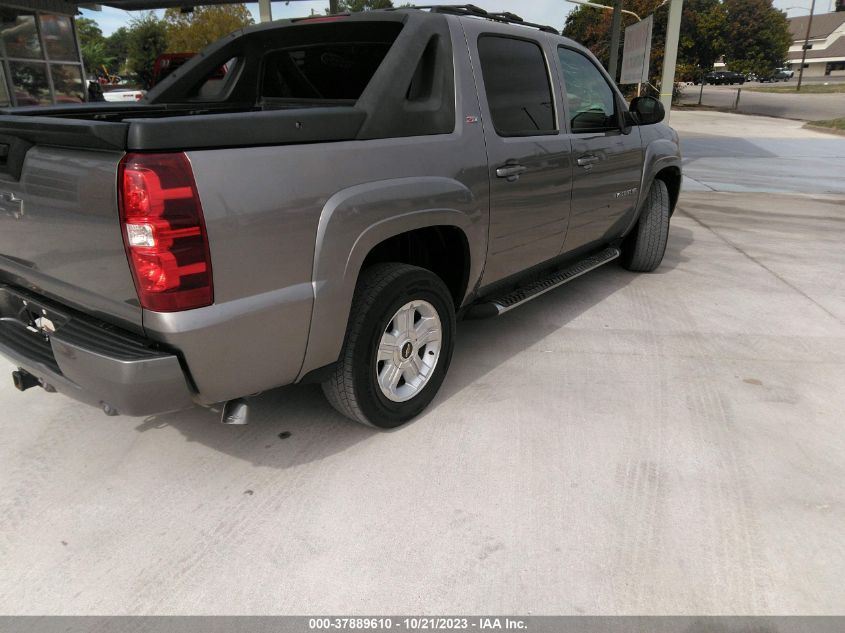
[81,0,839,37]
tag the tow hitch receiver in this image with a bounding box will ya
[12,368,39,392]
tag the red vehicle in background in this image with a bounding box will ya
[152,53,197,86]
[152,53,229,87]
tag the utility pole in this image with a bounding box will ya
[329,0,339,13]
[607,0,623,81]
[797,0,817,91]
[258,0,272,22]
[659,0,683,120]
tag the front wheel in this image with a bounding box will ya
[620,179,671,273]
[322,263,456,428]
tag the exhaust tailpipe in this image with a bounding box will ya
[12,369,39,392]
[221,398,250,425]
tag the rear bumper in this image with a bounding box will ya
[0,286,194,416]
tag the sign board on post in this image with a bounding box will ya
[620,15,653,84]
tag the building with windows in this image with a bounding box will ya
[0,0,287,107]
[0,0,87,106]
[787,11,845,78]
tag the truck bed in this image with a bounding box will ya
[0,102,368,152]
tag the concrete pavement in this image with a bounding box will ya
[672,109,845,194]
[0,112,843,615]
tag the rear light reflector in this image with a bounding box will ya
[118,152,213,312]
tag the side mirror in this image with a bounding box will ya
[629,96,665,125]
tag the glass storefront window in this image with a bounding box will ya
[51,64,84,103]
[0,11,43,60]
[0,65,10,106]
[39,15,77,62]
[9,61,50,105]
[0,10,85,106]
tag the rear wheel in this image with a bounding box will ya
[322,263,455,428]
[620,179,671,273]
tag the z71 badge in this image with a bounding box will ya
[615,187,639,199]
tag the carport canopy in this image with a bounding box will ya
[81,0,338,21]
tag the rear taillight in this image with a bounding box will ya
[118,152,213,312]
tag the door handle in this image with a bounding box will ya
[577,154,601,168]
[496,163,528,181]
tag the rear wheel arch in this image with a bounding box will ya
[360,225,472,308]
[300,194,482,381]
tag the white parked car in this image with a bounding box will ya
[102,88,146,102]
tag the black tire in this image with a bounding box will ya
[322,263,456,428]
[620,179,671,273]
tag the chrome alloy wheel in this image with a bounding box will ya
[376,300,442,403]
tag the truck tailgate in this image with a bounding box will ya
[0,145,141,332]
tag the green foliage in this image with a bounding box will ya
[336,0,394,11]
[76,17,110,74]
[163,5,254,53]
[722,0,791,77]
[76,16,103,43]
[563,6,613,67]
[563,0,719,83]
[104,27,130,75]
[748,83,845,94]
[678,0,724,75]
[126,12,168,89]
[563,0,790,83]
[809,118,845,130]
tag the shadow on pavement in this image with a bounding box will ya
[136,224,694,466]
[678,133,780,159]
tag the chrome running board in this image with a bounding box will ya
[466,247,621,318]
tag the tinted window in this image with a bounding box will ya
[192,57,238,99]
[477,36,555,136]
[262,42,394,101]
[558,47,618,133]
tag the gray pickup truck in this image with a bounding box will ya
[0,6,681,428]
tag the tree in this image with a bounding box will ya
[104,27,130,75]
[563,0,793,84]
[722,0,791,76]
[563,0,724,83]
[836,0,844,11]
[76,17,110,76]
[677,0,725,75]
[126,13,168,89]
[335,0,393,12]
[562,5,613,67]
[163,5,253,53]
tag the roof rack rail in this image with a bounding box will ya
[389,4,560,35]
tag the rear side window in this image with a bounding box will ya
[558,47,618,133]
[193,57,238,99]
[477,35,556,136]
[262,39,397,102]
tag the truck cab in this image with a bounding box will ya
[0,6,681,427]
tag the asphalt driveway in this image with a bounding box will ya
[678,83,845,121]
